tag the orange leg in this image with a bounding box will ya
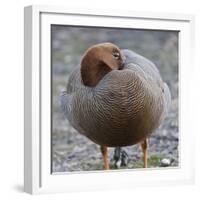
[100,146,109,170]
[140,138,148,168]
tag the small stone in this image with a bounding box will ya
[115,160,121,169]
[160,158,171,167]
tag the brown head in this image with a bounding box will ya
[80,43,124,87]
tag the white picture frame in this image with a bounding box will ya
[24,5,195,194]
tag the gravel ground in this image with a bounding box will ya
[51,26,179,173]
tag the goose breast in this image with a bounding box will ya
[61,49,171,147]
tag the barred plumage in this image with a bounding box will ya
[60,48,170,147]
[60,43,171,169]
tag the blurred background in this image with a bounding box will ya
[51,25,178,173]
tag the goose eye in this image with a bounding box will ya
[112,52,120,60]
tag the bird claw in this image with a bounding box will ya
[113,147,129,168]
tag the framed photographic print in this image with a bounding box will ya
[24,5,195,194]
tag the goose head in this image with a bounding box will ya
[80,43,125,87]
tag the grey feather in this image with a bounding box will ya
[60,91,72,118]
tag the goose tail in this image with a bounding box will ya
[60,91,72,118]
[163,83,171,114]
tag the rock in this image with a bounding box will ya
[160,158,171,167]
